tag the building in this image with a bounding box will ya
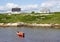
[40,7,50,14]
[11,7,21,14]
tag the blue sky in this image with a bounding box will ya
[0,0,60,13]
[0,0,44,5]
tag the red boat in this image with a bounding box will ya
[17,31,25,38]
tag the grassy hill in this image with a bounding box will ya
[0,12,60,24]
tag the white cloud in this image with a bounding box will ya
[20,4,38,10]
[5,3,38,10]
[0,6,5,10]
[0,1,60,12]
[40,1,60,12]
[41,3,53,7]
[0,3,38,12]
[26,4,38,8]
[6,3,19,9]
[40,1,56,7]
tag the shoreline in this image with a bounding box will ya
[0,23,60,28]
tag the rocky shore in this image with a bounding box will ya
[0,22,60,28]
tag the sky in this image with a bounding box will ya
[0,0,60,13]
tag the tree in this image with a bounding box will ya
[31,11,35,14]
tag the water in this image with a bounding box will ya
[0,27,60,42]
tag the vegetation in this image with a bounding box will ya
[0,12,60,24]
[31,11,35,14]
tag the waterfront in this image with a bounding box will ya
[0,27,60,42]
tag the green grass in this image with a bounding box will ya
[0,12,60,24]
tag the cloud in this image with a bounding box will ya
[6,3,19,9]
[41,2,53,7]
[40,1,57,7]
[0,3,19,11]
[0,6,5,10]
[0,3,38,12]
[0,1,60,12]
[40,1,60,12]
[5,3,38,10]
[20,4,38,10]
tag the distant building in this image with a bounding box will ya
[40,7,50,14]
[11,7,21,14]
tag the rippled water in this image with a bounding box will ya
[0,27,60,42]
